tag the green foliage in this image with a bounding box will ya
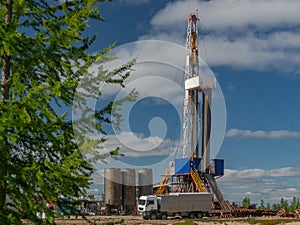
[250,197,300,213]
[272,203,280,211]
[115,219,125,224]
[290,197,300,212]
[280,197,289,211]
[258,199,265,210]
[248,219,259,224]
[0,0,135,224]
[248,219,283,225]
[173,220,197,225]
[248,219,300,225]
[242,196,251,209]
[271,197,292,212]
[100,192,105,207]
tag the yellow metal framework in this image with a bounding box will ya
[190,168,207,192]
[156,174,170,194]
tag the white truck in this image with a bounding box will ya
[138,192,212,220]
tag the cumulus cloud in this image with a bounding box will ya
[96,131,182,158]
[145,0,300,72]
[224,168,267,180]
[150,0,300,31]
[225,129,300,139]
[219,167,300,203]
[91,169,104,184]
[223,167,300,181]
[99,40,186,99]
[198,33,300,71]
[269,167,300,177]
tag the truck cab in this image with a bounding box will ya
[138,195,161,219]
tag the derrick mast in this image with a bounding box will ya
[183,13,199,159]
[185,13,199,79]
[157,12,231,212]
[183,12,216,172]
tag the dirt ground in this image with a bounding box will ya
[55,215,182,224]
[54,215,300,225]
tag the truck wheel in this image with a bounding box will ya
[197,212,203,218]
[189,213,195,219]
[142,216,149,220]
[161,214,167,220]
[150,213,156,220]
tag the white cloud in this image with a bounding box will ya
[96,131,182,157]
[269,167,300,177]
[224,168,267,180]
[150,0,300,31]
[145,0,300,72]
[223,167,300,181]
[198,33,300,70]
[225,129,300,139]
[91,169,104,184]
[219,167,300,203]
[98,40,186,100]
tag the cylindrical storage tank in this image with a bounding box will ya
[104,168,122,209]
[121,168,136,213]
[137,168,153,197]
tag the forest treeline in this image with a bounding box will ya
[241,196,300,212]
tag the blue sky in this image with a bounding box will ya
[86,0,300,205]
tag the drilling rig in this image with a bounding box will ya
[156,12,232,212]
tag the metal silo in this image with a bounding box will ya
[121,168,136,213]
[137,168,153,197]
[104,168,122,209]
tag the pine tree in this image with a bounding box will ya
[279,197,289,211]
[242,196,251,209]
[258,199,265,210]
[272,203,280,211]
[290,196,299,213]
[0,0,135,224]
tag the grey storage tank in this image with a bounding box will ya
[121,168,136,212]
[137,168,153,197]
[104,168,122,209]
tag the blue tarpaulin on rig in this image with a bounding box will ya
[174,158,202,174]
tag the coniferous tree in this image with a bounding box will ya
[0,0,135,224]
[279,197,289,211]
[290,197,299,213]
[242,196,251,209]
[266,202,271,210]
[258,199,265,210]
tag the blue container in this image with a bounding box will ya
[174,158,190,174]
[191,158,201,172]
[174,158,202,174]
[213,159,224,176]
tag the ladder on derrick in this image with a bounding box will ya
[156,174,170,194]
[204,174,233,211]
[190,168,207,192]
